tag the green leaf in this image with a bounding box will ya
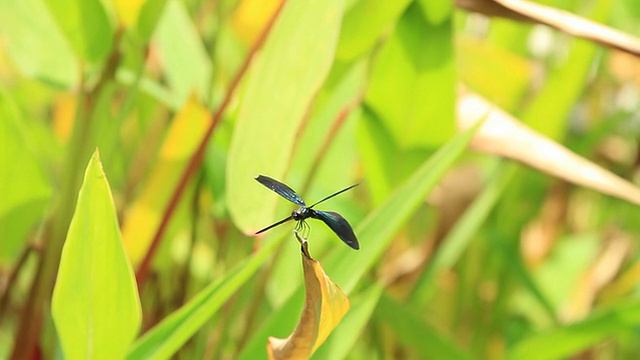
[507,301,640,359]
[51,150,141,360]
[365,3,455,149]
[153,0,212,104]
[0,0,78,87]
[375,293,472,360]
[136,0,169,42]
[336,0,412,61]
[458,36,532,112]
[127,238,282,360]
[227,0,345,233]
[43,0,114,63]
[520,1,612,139]
[356,108,399,206]
[410,161,515,304]
[0,89,52,262]
[239,122,480,359]
[416,0,452,25]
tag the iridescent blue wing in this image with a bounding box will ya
[313,210,359,250]
[255,175,306,206]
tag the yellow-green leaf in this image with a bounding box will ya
[52,150,141,360]
[267,241,350,359]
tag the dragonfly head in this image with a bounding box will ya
[292,207,312,221]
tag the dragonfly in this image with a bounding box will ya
[254,175,360,250]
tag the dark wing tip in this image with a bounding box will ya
[314,210,360,250]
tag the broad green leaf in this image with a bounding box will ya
[227,0,345,233]
[239,123,480,359]
[154,0,212,104]
[507,301,640,359]
[44,0,114,63]
[458,36,532,112]
[51,150,141,360]
[0,90,51,262]
[375,293,472,360]
[365,3,455,149]
[127,237,282,360]
[336,0,412,61]
[0,0,78,87]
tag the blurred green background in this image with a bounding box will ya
[2,0,640,358]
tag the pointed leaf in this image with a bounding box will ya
[51,150,141,360]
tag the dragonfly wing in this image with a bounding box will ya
[313,211,359,250]
[255,216,293,234]
[255,175,306,206]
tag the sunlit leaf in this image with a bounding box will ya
[51,150,141,360]
[0,0,78,86]
[458,36,532,112]
[44,0,114,63]
[135,0,168,42]
[267,242,350,360]
[121,96,210,265]
[154,0,212,103]
[232,0,284,46]
[111,0,148,28]
[336,0,412,61]
[227,0,344,233]
[365,3,455,149]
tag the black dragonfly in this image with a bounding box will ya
[254,175,360,250]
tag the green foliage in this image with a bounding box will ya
[2,0,640,359]
[52,151,141,360]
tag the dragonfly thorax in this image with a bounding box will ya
[292,207,314,221]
